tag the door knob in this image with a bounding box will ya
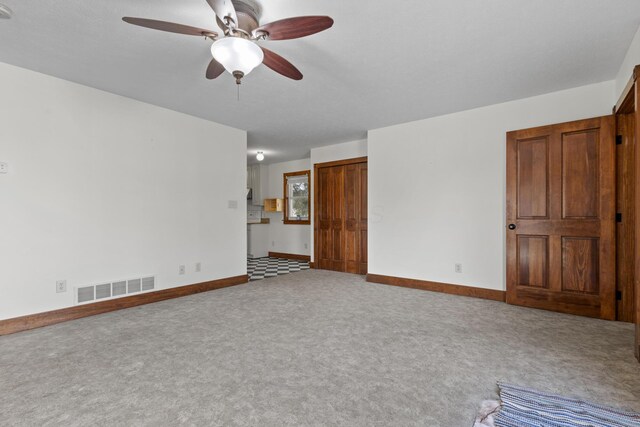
[508,224,516,230]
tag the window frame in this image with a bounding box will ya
[283,170,311,225]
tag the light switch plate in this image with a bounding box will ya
[0,162,7,174]
[228,200,238,209]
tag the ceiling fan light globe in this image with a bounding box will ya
[211,37,264,76]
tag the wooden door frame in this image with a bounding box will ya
[313,156,368,269]
[613,65,640,361]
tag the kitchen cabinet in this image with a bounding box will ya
[264,198,284,212]
[247,164,268,206]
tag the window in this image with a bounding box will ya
[284,170,310,224]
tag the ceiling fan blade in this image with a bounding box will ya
[205,0,237,27]
[254,16,333,41]
[206,58,225,79]
[122,17,217,37]
[260,47,303,81]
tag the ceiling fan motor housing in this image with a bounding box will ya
[231,0,261,33]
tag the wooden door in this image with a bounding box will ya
[315,158,367,274]
[358,164,368,274]
[344,163,368,274]
[330,165,345,271]
[506,116,616,319]
[345,164,360,273]
[317,165,344,270]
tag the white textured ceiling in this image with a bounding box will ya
[1,0,640,164]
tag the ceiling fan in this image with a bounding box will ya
[123,0,334,85]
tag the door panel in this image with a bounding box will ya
[562,237,599,294]
[517,137,549,219]
[506,116,615,319]
[562,130,599,218]
[517,236,548,289]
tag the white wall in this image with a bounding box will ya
[616,25,640,97]
[310,140,368,165]
[263,158,311,256]
[309,140,368,260]
[0,62,247,320]
[368,81,615,291]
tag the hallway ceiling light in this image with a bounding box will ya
[256,151,265,161]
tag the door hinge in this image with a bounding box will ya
[616,213,622,223]
[616,135,623,145]
[616,290,622,301]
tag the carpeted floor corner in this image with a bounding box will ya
[0,270,638,426]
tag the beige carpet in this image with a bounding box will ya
[0,269,638,426]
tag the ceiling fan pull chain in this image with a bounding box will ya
[237,84,240,102]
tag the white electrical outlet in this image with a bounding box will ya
[0,162,8,174]
[56,280,67,293]
[227,200,238,209]
[455,263,463,274]
[271,241,275,247]
[179,265,186,275]
[304,243,308,249]
[195,262,201,272]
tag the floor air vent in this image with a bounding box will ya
[141,276,155,291]
[77,286,95,303]
[112,281,127,297]
[76,276,155,304]
[95,283,111,300]
[127,279,141,294]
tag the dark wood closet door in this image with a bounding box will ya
[330,165,345,271]
[317,165,345,271]
[315,159,367,274]
[344,163,369,274]
[358,163,368,275]
[345,164,360,273]
[506,116,616,319]
[317,166,334,269]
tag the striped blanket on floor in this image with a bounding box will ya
[484,382,640,427]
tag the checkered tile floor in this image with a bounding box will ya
[247,257,310,281]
